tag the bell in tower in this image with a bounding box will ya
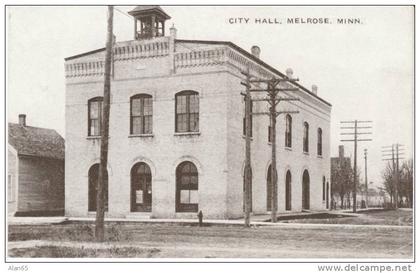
[128,6,171,40]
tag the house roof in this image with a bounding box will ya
[8,123,65,160]
[176,39,332,107]
[64,39,331,107]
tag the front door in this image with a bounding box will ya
[131,162,152,212]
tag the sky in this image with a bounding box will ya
[6,6,414,188]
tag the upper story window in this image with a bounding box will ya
[243,100,253,137]
[130,94,153,135]
[175,91,199,133]
[285,114,292,148]
[88,97,103,136]
[303,122,309,153]
[317,128,323,156]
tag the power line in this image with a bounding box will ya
[114,7,134,21]
[241,71,299,224]
[340,120,373,213]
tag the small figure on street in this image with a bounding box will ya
[197,210,203,227]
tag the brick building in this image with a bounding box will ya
[64,6,331,219]
[8,114,65,216]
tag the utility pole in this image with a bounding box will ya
[340,120,372,213]
[364,149,368,208]
[241,66,252,227]
[241,73,299,223]
[382,144,404,209]
[95,5,113,242]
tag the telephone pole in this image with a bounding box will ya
[241,67,252,227]
[340,120,372,212]
[96,5,113,242]
[241,72,299,223]
[364,149,368,208]
[382,144,404,208]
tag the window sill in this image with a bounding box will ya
[303,152,309,156]
[285,146,292,151]
[317,155,323,158]
[174,132,201,136]
[86,136,101,140]
[129,134,154,138]
[242,135,254,141]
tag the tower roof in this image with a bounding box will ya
[128,6,171,20]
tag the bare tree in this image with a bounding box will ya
[381,162,395,206]
[331,159,353,209]
[400,159,413,208]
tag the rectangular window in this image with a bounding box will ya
[285,116,292,148]
[131,95,153,134]
[175,91,199,133]
[88,98,103,136]
[242,101,253,137]
[317,129,323,156]
[303,123,309,153]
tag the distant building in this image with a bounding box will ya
[64,6,331,219]
[8,114,65,216]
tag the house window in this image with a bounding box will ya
[88,97,103,136]
[130,94,153,134]
[285,114,292,148]
[176,161,198,212]
[303,122,309,153]
[317,128,323,156]
[88,164,108,212]
[243,100,253,137]
[175,91,199,133]
[322,176,326,201]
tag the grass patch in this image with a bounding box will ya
[281,209,413,226]
[8,223,132,242]
[9,245,161,258]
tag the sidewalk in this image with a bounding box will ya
[7,214,412,230]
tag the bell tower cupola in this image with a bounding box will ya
[128,6,171,40]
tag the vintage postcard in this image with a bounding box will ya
[4,3,415,271]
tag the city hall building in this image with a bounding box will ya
[64,6,332,219]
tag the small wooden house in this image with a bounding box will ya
[8,114,65,216]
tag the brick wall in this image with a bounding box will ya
[65,37,331,219]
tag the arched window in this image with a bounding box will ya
[131,162,152,212]
[243,164,253,212]
[285,115,292,148]
[88,164,108,212]
[176,161,198,212]
[322,176,326,201]
[285,170,292,211]
[317,128,323,156]
[302,170,310,210]
[326,182,330,209]
[175,91,199,133]
[303,122,309,153]
[130,94,153,134]
[267,165,272,211]
[88,97,103,136]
